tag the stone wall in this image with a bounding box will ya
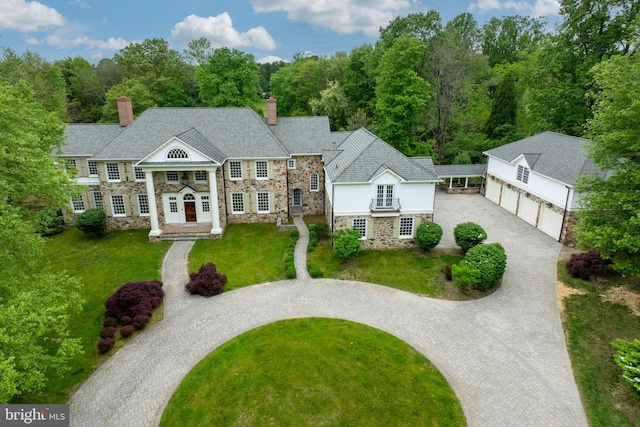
[287,155,325,216]
[333,214,433,250]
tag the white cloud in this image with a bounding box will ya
[69,0,90,9]
[171,13,277,51]
[251,0,414,37]
[468,0,560,16]
[256,55,289,64]
[0,0,65,32]
[46,25,131,54]
[24,36,40,44]
[69,36,131,50]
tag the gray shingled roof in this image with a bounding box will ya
[174,128,226,164]
[60,124,124,156]
[325,128,440,183]
[268,117,348,154]
[483,131,603,186]
[92,108,289,161]
[434,164,486,177]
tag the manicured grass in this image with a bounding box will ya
[559,263,640,426]
[308,239,462,297]
[189,223,292,291]
[160,318,466,427]
[13,227,171,404]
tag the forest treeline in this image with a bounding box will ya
[1,0,638,164]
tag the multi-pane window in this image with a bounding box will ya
[310,172,319,192]
[229,161,242,179]
[87,160,98,176]
[287,159,296,169]
[106,163,120,181]
[256,161,268,179]
[399,217,414,238]
[201,196,210,213]
[517,165,530,184]
[65,159,77,169]
[111,195,126,216]
[137,194,149,215]
[167,148,189,159]
[166,171,179,183]
[376,185,394,208]
[352,218,367,239]
[93,191,103,209]
[231,193,244,213]
[71,196,84,212]
[169,196,178,213]
[257,192,269,213]
[194,170,208,182]
[134,167,145,181]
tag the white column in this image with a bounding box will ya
[449,178,453,189]
[465,177,469,188]
[209,168,222,235]
[145,171,162,237]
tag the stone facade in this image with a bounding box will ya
[333,213,434,250]
[287,155,325,216]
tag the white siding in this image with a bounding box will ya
[333,181,435,215]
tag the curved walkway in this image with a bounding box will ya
[68,193,587,427]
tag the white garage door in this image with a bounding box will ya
[538,205,563,239]
[517,196,539,226]
[485,179,501,204]
[500,187,519,214]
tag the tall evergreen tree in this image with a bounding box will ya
[483,73,518,140]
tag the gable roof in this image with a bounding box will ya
[90,108,289,161]
[59,124,124,156]
[268,116,349,154]
[324,128,440,183]
[483,131,602,186]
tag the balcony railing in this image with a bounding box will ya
[370,198,401,212]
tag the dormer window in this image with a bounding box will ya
[517,165,530,184]
[167,148,189,159]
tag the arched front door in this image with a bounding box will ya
[292,188,302,208]
[183,194,197,222]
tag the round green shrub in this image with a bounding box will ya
[35,207,65,236]
[453,222,487,253]
[76,208,107,237]
[332,228,362,259]
[307,263,323,278]
[289,229,300,239]
[463,243,507,291]
[285,266,297,279]
[415,221,443,252]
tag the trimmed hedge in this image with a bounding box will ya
[97,338,115,354]
[416,222,443,252]
[36,207,64,236]
[452,243,507,292]
[453,222,487,253]
[332,228,362,259]
[76,208,107,237]
[119,325,135,337]
[566,249,611,280]
[185,262,227,296]
[307,262,323,278]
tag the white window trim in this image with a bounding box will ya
[137,194,150,216]
[517,165,530,184]
[134,167,145,182]
[229,161,242,180]
[106,163,120,182]
[194,170,208,183]
[71,196,85,213]
[257,192,270,213]
[111,195,126,217]
[166,171,179,183]
[255,161,269,180]
[231,193,244,214]
[399,217,414,239]
[201,195,210,213]
[87,160,98,177]
[92,191,103,209]
[167,147,189,160]
[352,218,367,240]
[310,172,319,192]
[287,159,296,169]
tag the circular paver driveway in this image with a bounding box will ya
[69,192,587,427]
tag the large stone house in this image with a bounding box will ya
[59,97,440,248]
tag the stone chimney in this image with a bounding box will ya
[116,96,134,127]
[267,96,277,126]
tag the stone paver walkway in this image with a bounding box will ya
[68,192,587,427]
[293,216,310,279]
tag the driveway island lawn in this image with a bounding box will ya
[160,318,466,427]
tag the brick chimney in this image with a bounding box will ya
[116,96,134,127]
[267,96,277,125]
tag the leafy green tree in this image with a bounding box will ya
[343,44,377,114]
[101,78,158,122]
[481,16,545,67]
[56,57,105,123]
[374,37,430,154]
[612,339,640,393]
[270,58,325,116]
[196,47,260,107]
[573,52,640,276]
[332,228,362,259]
[483,73,518,140]
[310,81,351,130]
[378,11,442,49]
[0,79,82,402]
[184,37,214,66]
[114,38,186,81]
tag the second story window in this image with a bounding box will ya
[166,171,179,183]
[517,165,530,184]
[229,161,242,179]
[106,163,120,181]
[167,148,189,159]
[256,161,268,179]
[134,167,145,181]
[310,172,319,192]
[87,160,98,176]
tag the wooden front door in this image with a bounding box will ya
[184,202,197,222]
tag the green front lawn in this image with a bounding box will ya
[188,223,292,291]
[559,263,640,426]
[14,228,171,404]
[308,239,462,297]
[160,318,466,427]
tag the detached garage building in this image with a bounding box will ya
[483,131,604,242]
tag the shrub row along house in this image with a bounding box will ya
[59,97,441,248]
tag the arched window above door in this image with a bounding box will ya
[167,148,189,159]
[183,193,195,201]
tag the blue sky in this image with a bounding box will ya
[0,0,562,63]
